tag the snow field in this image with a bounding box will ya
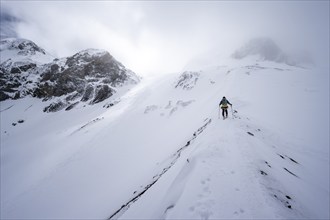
[1,58,329,219]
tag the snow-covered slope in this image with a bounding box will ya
[1,56,329,219]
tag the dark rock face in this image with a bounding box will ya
[91,85,114,104]
[81,84,94,102]
[35,50,129,99]
[0,62,30,100]
[0,91,10,101]
[30,49,138,112]
[43,100,67,113]
[65,101,79,111]
[0,38,50,101]
[1,39,140,112]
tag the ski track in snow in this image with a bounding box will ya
[69,117,105,136]
[108,118,212,219]
[0,104,14,112]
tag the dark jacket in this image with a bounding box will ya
[219,98,232,109]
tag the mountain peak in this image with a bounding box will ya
[0,38,54,64]
[232,37,288,63]
[76,48,108,56]
[1,38,45,55]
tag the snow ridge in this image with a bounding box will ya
[108,118,212,219]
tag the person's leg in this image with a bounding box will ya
[222,108,225,118]
[225,109,228,118]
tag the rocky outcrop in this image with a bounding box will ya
[175,71,200,90]
[0,38,54,101]
[0,38,140,112]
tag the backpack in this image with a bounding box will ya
[220,98,228,109]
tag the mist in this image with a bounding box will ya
[1,1,329,75]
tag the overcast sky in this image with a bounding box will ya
[1,1,329,75]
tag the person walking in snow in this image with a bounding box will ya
[219,96,232,119]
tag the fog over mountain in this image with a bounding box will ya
[232,37,314,67]
[0,2,329,220]
[1,1,329,75]
[0,11,19,38]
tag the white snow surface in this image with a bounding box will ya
[1,58,329,219]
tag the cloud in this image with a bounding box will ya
[1,1,329,74]
[0,8,19,38]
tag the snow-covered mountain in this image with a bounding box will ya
[0,38,53,63]
[1,40,329,219]
[0,38,140,110]
[232,37,313,66]
[232,38,286,62]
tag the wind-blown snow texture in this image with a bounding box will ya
[1,52,329,218]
